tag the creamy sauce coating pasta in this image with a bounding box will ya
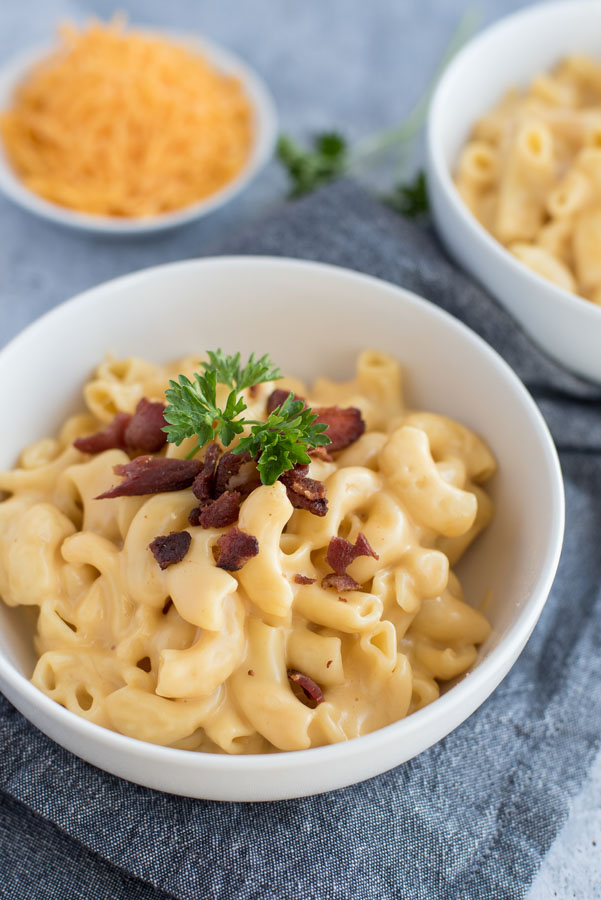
[455,55,601,305]
[0,351,495,754]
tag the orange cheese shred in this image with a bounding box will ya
[0,19,254,218]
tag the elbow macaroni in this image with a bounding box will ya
[0,350,495,754]
[455,54,601,305]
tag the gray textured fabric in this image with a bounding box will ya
[0,793,173,900]
[1,180,601,900]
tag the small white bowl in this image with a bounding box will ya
[427,0,601,384]
[0,33,277,234]
[0,257,564,800]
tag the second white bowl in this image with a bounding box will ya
[427,0,601,384]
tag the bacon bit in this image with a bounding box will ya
[190,491,241,529]
[313,406,365,452]
[321,533,377,591]
[149,531,191,570]
[294,574,316,585]
[74,412,131,454]
[96,456,202,498]
[287,669,324,707]
[214,449,257,496]
[322,573,361,591]
[279,464,328,517]
[287,493,328,516]
[279,465,322,499]
[337,595,349,602]
[215,527,259,571]
[326,660,333,668]
[74,397,170,456]
[192,443,220,502]
[248,669,255,676]
[266,388,302,416]
[162,598,173,615]
[123,398,167,453]
[308,446,333,462]
[327,533,379,576]
[266,389,364,454]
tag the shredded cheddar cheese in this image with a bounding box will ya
[0,19,254,218]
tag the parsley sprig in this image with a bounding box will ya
[237,393,330,485]
[276,133,348,199]
[201,350,281,392]
[162,350,330,485]
[385,171,429,219]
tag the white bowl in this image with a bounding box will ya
[427,0,601,384]
[0,257,564,800]
[0,33,277,234]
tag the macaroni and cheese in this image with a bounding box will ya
[0,350,495,754]
[455,55,601,305]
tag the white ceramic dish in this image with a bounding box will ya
[427,0,601,384]
[0,32,277,234]
[0,256,564,800]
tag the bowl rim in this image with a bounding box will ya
[0,29,278,234]
[427,0,601,324]
[0,255,566,778]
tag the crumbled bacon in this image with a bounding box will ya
[313,406,365,452]
[266,390,365,454]
[294,574,316,585]
[189,491,241,529]
[74,397,169,456]
[308,446,334,462]
[123,399,167,453]
[326,533,378,575]
[289,493,329,516]
[149,531,191,570]
[287,669,324,707]
[188,507,202,527]
[215,527,259,571]
[214,450,259,497]
[192,443,220,502]
[321,573,361,591]
[266,388,301,416]
[96,456,202,498]
[74,412,131,454]
[321,533,378,592]
[279,464,328,517]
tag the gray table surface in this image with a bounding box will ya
[0,0,599,896]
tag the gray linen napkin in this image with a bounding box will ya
[1,180,601,900]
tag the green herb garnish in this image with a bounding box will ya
[277,132,348,198]
[385,171,429,219]
[235,392,329,485]
[162,350,330,484]
[201,349,281,392]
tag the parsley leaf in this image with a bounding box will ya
[201,349,281,392]
[385,170,429,219]
[163,354,331,483]
[163,369,247,458]
[234,393,330,485]
[277,132,348,198]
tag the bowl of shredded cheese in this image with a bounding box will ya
[0,19,277,233]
